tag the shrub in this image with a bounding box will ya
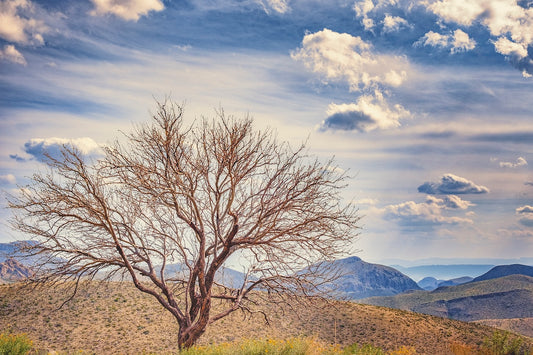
[179,337,341,355]
[481,330,530,355]
[0,332,33,355]
[342,343,386,355]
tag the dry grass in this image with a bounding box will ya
[0,281,530,354]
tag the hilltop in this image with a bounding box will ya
[0,280,524,354]
[320,256,421,299]
[472,264,533,282]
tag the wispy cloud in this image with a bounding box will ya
[0,174,16,185]
[499,157,528,168]
[418,174,489,195]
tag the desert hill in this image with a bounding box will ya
[1,280,528,354]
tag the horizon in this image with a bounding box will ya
[1,0,532,262]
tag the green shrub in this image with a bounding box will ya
[0,332,33,355]
[179,337,341,355]
[481,330,531,355]
[342,343,386,355]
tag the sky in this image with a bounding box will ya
[1,0,532,265]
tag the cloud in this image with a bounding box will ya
[426,195,475,209]
[499,157,528,168]
[291,28,409,92]
[422,0,533,74]
[0,174,16,185]
[0,0,47,45]
[292,28,411,132]
[15,137,102,163]
[90,0,164,21]
[383,15,411,33]
[493,36,529,59]
[383,195,474,226]
[259,0,290,14]
[320,92,411,132]
[516,205,533,227]
[0,44,26,65]
[418,174,490,195]
[415,29,476,53]
[516,205,533,214]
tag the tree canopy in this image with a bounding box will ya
[9,100,360,348]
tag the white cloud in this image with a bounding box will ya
[0,174,16,185]
[383,196,474,226]
[292,28,411,132]
[320,92,411,132]
[418,174,490,194]
[422,0,533,72]
[17,137,102,162]
[383,14,411,33]
[416,30,449,48]
[451,29,476,53]
[424,0,485,26]
[415,29,476,53]
[90,0,164,21]
[493,36,529,59]
[0,44,26,65]
[0,0,47,45]
[291,28,409,92]
[499,156,528,168]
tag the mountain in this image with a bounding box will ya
[418,276,473,291]
[163,263,248,289]
[319,256,421,299]
[0,258,33,283]
[472,264,533,282]
[393,264,495,281]
[438,276,473,287]
[361,274,533,325]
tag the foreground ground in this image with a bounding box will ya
[0,281,530,354]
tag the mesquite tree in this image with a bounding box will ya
[9,100,360,348]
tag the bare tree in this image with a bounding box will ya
[9,100,360,348]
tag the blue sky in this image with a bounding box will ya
[1,0,532,263]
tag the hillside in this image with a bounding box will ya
[1,281,526,354]
[361,275,533,327]
[320,256,421,299]
[472,264,533,282]
[0,258,33,283]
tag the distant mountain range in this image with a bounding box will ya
[360,265,533,325]
[417,276,473,291]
